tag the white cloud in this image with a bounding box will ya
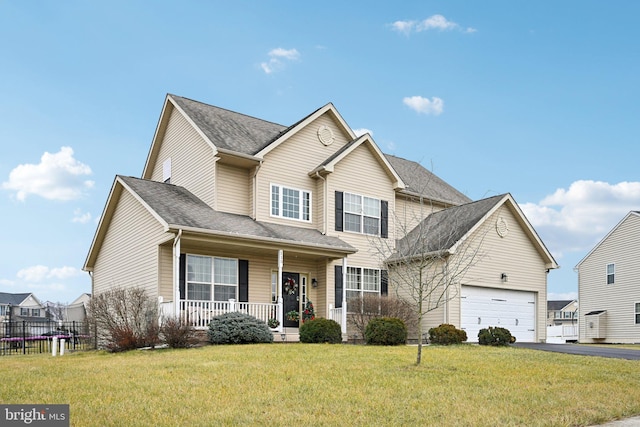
[2,146,94,201]
[520,180,640,261]
[17,265,80,282]
[391,15,476,35]
[0,278,15,287]
[260,48,300,74]
[403,96,444,116]
[547,291,578,301]
[418,14,459,31]
[72,209,92,224]
[352,128,373,137]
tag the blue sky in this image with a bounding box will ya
[1,1,639,304]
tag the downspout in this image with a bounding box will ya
[314,171,327,235]
[252,161,263,220]
[173,229,183,317]
[341,257,347,335]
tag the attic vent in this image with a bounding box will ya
[317,125,335,146]
[496,217,509,237]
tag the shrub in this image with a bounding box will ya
[428,323,467,345]
[207,312,273,344]
[365,317,408,346]
[478,326,516,346]
[299,318,342,343]
[348,294,417,340]
[88,287,159,352]
[160,316,198,348]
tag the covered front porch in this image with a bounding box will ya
[159,227,355,340]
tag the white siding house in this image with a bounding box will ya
[576,211,640,343]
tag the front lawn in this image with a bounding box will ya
[1,344,639,426]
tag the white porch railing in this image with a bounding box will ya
[178,299,281,329]
[329,304,342,326]
[547,324,579,343]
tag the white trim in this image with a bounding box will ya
[269,183,312,223]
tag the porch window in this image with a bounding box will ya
[186,255,238,301]
[344,193,380,235]
[346,266,380,302]
[606,263,615,285]
[635,302,640,325]
[271,272,277,303]
[271,184,311,222]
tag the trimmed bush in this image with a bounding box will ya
[299,318,342,343]
[428,323,467,345]
[207,312,274,344]
[365,317,407,346]
[160,316,199,348]
[478,326,516,346]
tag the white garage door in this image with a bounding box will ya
[461,286,536,343]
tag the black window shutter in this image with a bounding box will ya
[381,200,388,238]
[179,254,186,300]
[335,265,343,308]
[335,191,344,232]
[381,270,388,296]
[239,260,249,302]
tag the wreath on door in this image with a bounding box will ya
[284,277,298,295]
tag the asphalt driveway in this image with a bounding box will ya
[514,343,640,360]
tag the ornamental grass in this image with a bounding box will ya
[1,344,639,426]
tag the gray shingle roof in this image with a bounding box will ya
[0,292,31,305]
[393,194,505,257]
[170,95,469,207]
[547,300,576,311]
[385,154,471,206]
[170,95,287,155]
[119,176,356,252]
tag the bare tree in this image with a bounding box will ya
[370,162,488,365]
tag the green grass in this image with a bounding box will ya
[1,344,639,426]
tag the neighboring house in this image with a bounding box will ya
[67,293,91,323]
[576,211,640,343]
[547,300,578,327]
[84,94,557,343]
[0,292,47,323]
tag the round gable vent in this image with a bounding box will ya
[496,217,509,237]
[317,125,335,146]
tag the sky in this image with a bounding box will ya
[1,1,639,304]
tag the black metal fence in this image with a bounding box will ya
[1,320,94,356]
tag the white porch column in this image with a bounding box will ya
[173,230,182,318]
[277,250,284,332]
[341,257,347,334]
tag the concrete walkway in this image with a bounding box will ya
[591,416,640,426]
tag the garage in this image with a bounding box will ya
[461,286,536,343]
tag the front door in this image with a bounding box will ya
[282,272,300,327]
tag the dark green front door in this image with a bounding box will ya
[282,272,300,327]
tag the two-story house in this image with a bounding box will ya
[84,94,557,342]
[547,300,578,327]
[0,292,47,323]
[576,211,640,343]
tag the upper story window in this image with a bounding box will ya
[186,254,238,301]
[31,309,40,317]
[271,184,311,222]
[606,263,615,285]
[335,191,388,238]
[0,305,7,316]
[345,193,380,235]
[635,302,640,325]
[20,308,29,316]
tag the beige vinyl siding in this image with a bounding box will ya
[158,245,173,302]
[578,213,640,343]
[93,189,168,299]
[256,114,352,229]
[149,108,217,207]
[394,195,446,239]
[327,143,397,268]
[216,163,250,215]
[447,205,548,342]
